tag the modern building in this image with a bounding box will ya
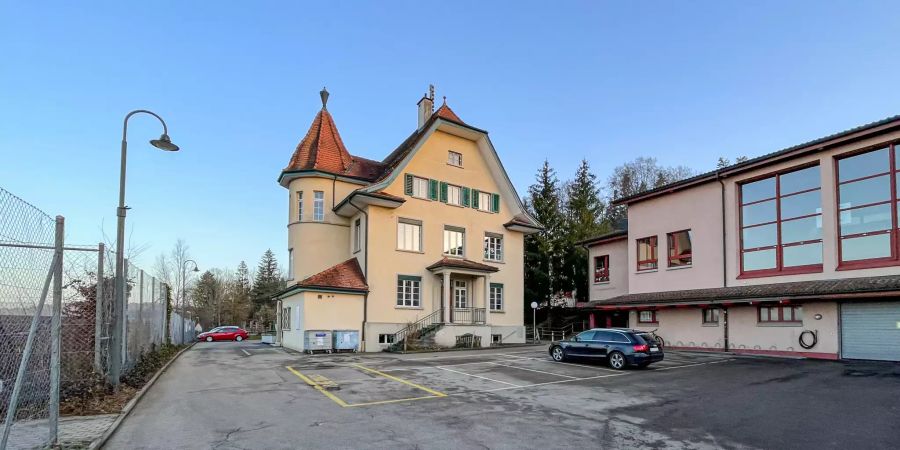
[581,116,900,362]
[274,87,540,352]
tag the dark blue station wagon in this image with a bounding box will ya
[548,328,664,369]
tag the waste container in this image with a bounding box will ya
[305,330,333,354]
[333,330,359,352]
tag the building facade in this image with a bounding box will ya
[581,116,900,362]
[275,88,540,352]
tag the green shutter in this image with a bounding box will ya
[404,174,413,195]
[462,187,470,207]
[429,179,439,200]
[440,182,448,203]
[472,189,480,209]
[491,193,500,213]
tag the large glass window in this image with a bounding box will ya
[484,234,503,261]
[489,283,503,311]
[667,230,692,267]
[836,145,900,266]
[594,255,609,283]
[313,191,325,222]
[396,276,421,307]
[397,219,422,252]
[739,164,822,275]
[636,236,658,271]
[444,226,465,256]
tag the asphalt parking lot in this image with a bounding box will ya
[105,342,900,449]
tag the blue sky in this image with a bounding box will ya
[2,1,899,273]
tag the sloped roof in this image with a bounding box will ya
[295,258,368,292]
[584,275,900,308]
[434,102,464,124]
[426,257,500,273]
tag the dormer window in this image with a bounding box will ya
[448,150,463,167]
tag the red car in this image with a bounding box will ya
[197,326,249,342]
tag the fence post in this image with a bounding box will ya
[0,248,60,450]
[48,216,64,446]
[94,242,104,373]
[121,259,129,371]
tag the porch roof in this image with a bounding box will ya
[426,257,499,273]
[583,275,900,308]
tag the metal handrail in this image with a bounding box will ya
[391,307,444,347]
[452,307,486,325]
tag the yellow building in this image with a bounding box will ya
[275,87,541,352]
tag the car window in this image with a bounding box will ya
[608,332,630,343]
[635,333,653,345]
[576,331,596,341]
[593,331,614,341]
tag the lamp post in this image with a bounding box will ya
[181,259,199,343]
[530,301,539,343]
[111,110,179,388]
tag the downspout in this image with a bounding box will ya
[717,170,729,351]
[348,196,369,346]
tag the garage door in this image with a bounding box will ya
[841,302,900,361]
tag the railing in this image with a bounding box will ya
[452,307,485,325]
[390,307,444,351]
[535,323,580,342]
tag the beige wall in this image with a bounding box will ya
[587,239,629,301]
[287,177,358,281]
[632,309,725,349]
[280,291,365,352]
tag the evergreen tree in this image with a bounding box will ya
[524,160,566,312]
[250,249,285,308]
[562,159,608,301]
[224,261,252,326]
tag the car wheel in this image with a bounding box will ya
[608,351,626,370]
[205,336,213,342]
[235,335,243,342]
[550,346,566,362]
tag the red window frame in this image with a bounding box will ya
[702,308,719,324]
[637,310,657,324]
[636,236,658,271]
[593,255,610,283]
[757,305,803,323]
[738,163,823,278]
[667,230,693,267]
[835,143,900,270]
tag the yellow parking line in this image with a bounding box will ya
[344,395,443,408]
[286,366,349,407]
[351,364,448,398]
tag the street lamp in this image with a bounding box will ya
[111,110,178,388]
[531,301,539,343]
[181,259,199,343]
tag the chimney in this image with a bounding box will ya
[417,84,435,128]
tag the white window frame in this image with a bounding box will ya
[396,276,421,308]
[282,307,291,330]
[453,280,468,308]
[477,191,492,212]
[353,218,361,252]
[296,191,303,221]
[411,176,430,199]
[443,226,465,257]
[489,283,503,311]
[287,248,294,280]
[484,233,503,262]
[397,219,423,252]
[447,185,462,206]
[378,334,395,344]
[448,150,463,167]
[313,191,325,222]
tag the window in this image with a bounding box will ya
[281,307,291,330]
[740,165,823,276]
[491,334,502,344]
[353,218,361,252]
[758,305,803,323]
[836,145,900,267]
[378,334,395,344]
[575,330,596,341]
[287,248,293,279]
[484,234,503,261]
[396,276,421,307]
[313,191,325,221]
[397,219,422,252]
[477,191,492,212]
[448,150,463,167]
[411,176,429,198]
[447,184,462,206]
[702,308,719,324]
[593,255,610,283]
[489,283,503,311]
[453,280,468,308]
[638,310,657,324]
[444,226,465,256]
[636,237,658,271]
[667,230,693,267]
[296,191,303,221]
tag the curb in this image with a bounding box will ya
[88,343,194,450]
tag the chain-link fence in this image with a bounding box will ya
[0,187,175,449]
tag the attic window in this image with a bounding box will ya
[448,151,463,167]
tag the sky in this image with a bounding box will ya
[2,1,900,274]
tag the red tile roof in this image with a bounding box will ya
[426,257,499,273]
[434,102,464,124]
[284,108,386,181]
[296,258,368,292]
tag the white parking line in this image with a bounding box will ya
[486,362,577,379]
[498,353,620,373]
[650,359,733,371]
[241,349,251,356]
[435,366,523,387]
[471,372,630,393]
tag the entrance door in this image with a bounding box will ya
[453,280,468,308]
[841,302,900,361]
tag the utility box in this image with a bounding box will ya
[333,330,359,352]
[304,330,333,354]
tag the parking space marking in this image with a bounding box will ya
[241,349,251,356]
[471,372,630,393]
[498,354,620,373]
[486,362,577,379]
[650,359,733,371]
[287,364,447,408]
[351,364,448,398]
[435,366,523,387]
[287,366,349,407]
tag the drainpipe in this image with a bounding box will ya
[348,196,369,347]
[717,170,729,351]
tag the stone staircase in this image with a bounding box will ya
[386,309,445,352]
